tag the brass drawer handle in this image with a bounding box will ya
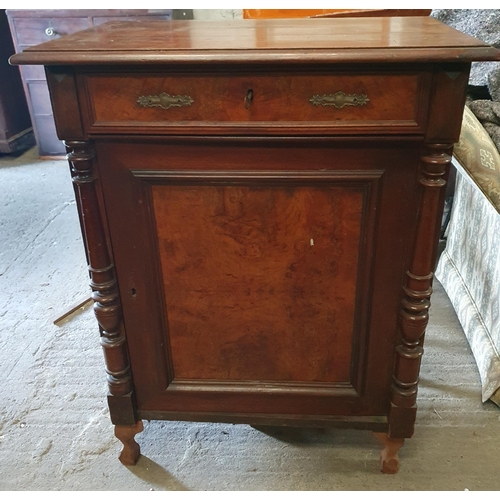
[137,92,194,110]
[310,91,370,109]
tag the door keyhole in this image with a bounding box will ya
[244,89,253,109]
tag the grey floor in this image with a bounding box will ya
[1,147,499,491]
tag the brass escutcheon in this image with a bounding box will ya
[310,91,370,109]
[137,92,194,110]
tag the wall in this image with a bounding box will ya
[193,9,243,20]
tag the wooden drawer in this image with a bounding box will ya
[84,70,431,134]
[12,17,90,46]
[92,15,171,26]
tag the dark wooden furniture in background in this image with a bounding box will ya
[0,9,34,154]
[11,17,500,474]
[6,9,173,157]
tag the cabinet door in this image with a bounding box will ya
[95,138,420,423]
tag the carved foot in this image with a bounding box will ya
[114,420,144,465]
[373,432,405,474]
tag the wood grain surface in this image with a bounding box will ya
[152,184,363,383]
[86,71,421,125]
[93,138,412,419]
[10,17,500,65]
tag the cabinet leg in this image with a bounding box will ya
[114,420,144,465]
[373,432,405,474]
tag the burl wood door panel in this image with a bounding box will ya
[95,139,421,418]
[152,184,362,383]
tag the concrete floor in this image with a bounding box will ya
[1,147,499,491]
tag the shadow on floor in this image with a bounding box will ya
[126,455,190,491]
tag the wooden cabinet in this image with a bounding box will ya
[6,9,172,157]
[10,17,500,473]
[0,9,34,154]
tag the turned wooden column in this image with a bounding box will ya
[374,143,451,473]
[389,143,452,436]
[375,143,451,473]
[65,140,143,463]
[375,63,471,472]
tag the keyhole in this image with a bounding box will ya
[131,288,137,297]
[244,89,253,109]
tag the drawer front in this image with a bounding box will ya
[84,71,430,134]
[12,14,171,49]
[92,14,172,26]
[12,17,89,46]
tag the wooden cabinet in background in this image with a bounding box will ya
[0,9,34,154]
[11,17,500,474]
[6,9,172,157]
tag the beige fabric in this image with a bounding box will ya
[436,108,500,405]
[436,160,500,404]
[453,105,500,213]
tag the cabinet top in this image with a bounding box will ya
[10,17,500,66]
